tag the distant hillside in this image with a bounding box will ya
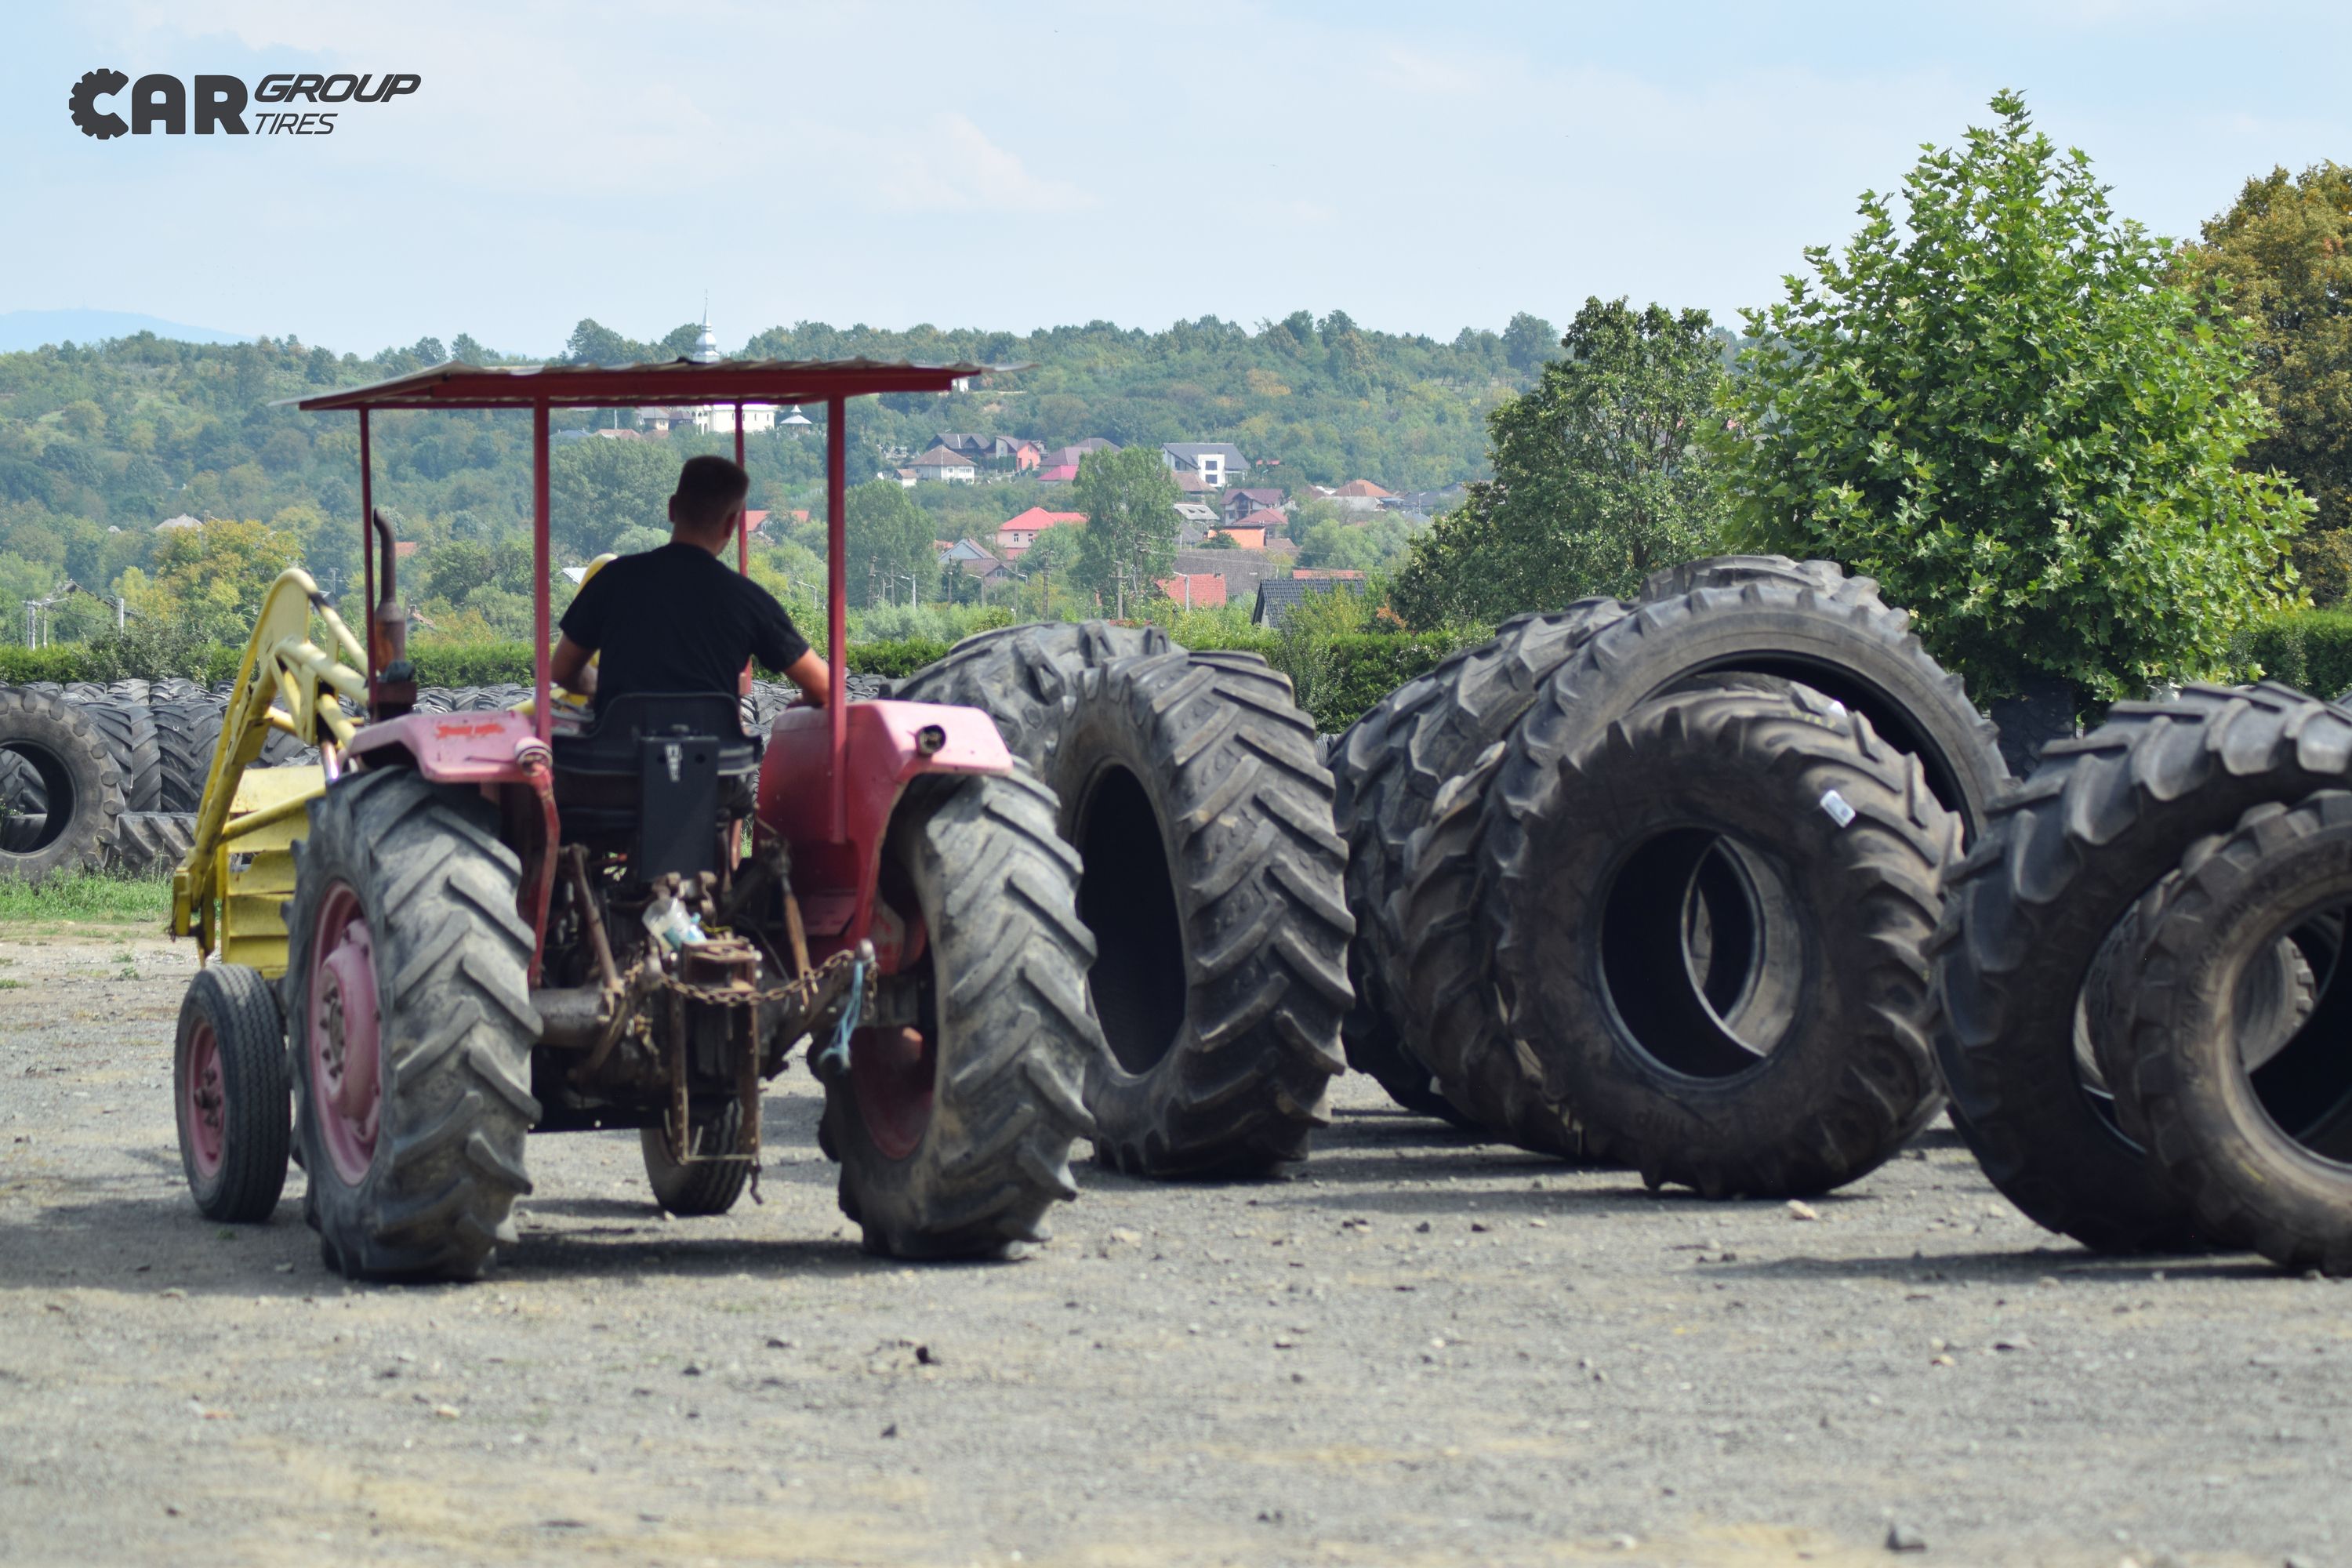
[0,311,249,354]
[0,313,1552,624]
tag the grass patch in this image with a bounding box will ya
[0,872,174,928]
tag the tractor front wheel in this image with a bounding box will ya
[822,769,1102,1259]
[284,769,542,1282]
[174,962,290,1222]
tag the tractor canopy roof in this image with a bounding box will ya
[283,357,1022,412]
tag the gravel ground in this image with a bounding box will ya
[2,925,2347,1568]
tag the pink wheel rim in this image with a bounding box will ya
[853,1025,936,1162]
[182,1018,224,1181]
[307,883,382,1185]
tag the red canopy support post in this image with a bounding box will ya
[826,394,848,844]
[733,408,749,575]
[358,409,375,687]
[532,403,552,745]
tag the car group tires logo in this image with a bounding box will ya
[69,67,129,140]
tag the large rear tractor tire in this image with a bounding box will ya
[0,688,123,884]
[1483,684,1955,1196]
[285,769,542,1282]
[1330,601,1628,1131]
[1929,684,2352,1253]
[105,811,196,880]
[175,963,292,1222]
[71,694,164,815]
[2107,792,2352,1274]
[641,1099,751,1217]
[898,626,1352,1177]
[154,697,227,815]
[822,769,1101,1259]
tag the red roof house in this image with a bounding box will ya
[1157,572,1227,609]
[996,506,1085,557]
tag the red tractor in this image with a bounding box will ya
[170,358,1102,1279]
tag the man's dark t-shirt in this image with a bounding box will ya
[559,543,809,713]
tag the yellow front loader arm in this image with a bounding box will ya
[171,569,371,973]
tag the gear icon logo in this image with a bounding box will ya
[69,68,129,140]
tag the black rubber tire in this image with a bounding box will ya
[1929,684,2352,1253]
[1503,571,2009,846]
[1330,600,1629,1129]
[69,695,164,815]
[1482,684,1956,1196]
[285,768,541,1281]
[175,962,291,1222]
[106,811,196,880]
[641,1099,751,1216]
[898,623,1351,1176]
[0,688,123,884]
[0,748,45,852]
[2107,791,2352,1273]
[822,768,1101,1258]
[154,697,227,815]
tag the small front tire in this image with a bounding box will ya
[176,963,291,1222]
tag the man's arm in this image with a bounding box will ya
[550,633,597,695]
[783,648,830,707]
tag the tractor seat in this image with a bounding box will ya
[550,694,757,880]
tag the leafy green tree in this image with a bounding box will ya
[1071,446,1178,608]
[2173,162,2352,583]
[844,479,936,608]
[1502,311,1558,373]
[1392,296,1726,627]
[128,518,303,637]
[1715,91,2309,701]
[547,438,679,560]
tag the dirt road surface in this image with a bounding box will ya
[2,927,2347,1567]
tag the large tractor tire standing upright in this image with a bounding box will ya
[0,687,123,883]
[896,626,1353,1177]
[282,769,542,1281]
[824,768,1101,1258]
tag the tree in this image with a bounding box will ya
[1071,446,1178,609]
[1392,296,1727,627]
[2173,162,2352,593]
[547,438,678,561]
[1715,91,2309,702]
[1502,312,1557,373]
[129,518,303,636]
[843,479,936,607]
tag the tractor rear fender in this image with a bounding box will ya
[343,710,560,982]
[756,700,1012,968]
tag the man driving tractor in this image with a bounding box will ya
[550,455,831,710]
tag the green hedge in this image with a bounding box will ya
[2237,609,2352,699]
[0,626,1464,729]
[0,647,96,684]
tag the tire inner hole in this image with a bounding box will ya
[1075,764,1187,1076]
[1599,828,1803,1080]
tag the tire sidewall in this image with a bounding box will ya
[2134,808,2352,1250]
[0,690,122,882]
[1508,720,1915,1186]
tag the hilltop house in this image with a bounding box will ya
[1332,478,1392,515]
[1162,442,1248,488]
[1042,439,1117,469]
[907,444,979,484]
[1157,572,1227,609]
[1254,575,1359,629]
[1222,487,1285,523]
[996,506,1084,557]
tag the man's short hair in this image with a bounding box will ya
[673,455,751,530]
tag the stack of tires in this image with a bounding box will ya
[896,622,1354,1178]
[1931,683,2352,1275]
[1334,557,2007,1199]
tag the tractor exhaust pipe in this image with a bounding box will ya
[368,507,416,717]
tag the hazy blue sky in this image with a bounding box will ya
[4,2,2346,357]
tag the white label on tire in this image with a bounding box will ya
[1818,789,1857,829]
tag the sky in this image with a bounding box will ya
[2,2,2347,358]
